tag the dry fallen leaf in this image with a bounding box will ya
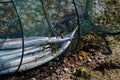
[79,51,88,60]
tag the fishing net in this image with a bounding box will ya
[0,0,78,38]
[0,0,120,39]
[0,0,119,73]
[0,0,79,73]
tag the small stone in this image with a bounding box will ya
[50,67,53,70]
[87,58,92,62]
[28,77,36,80]
[62,64,66,68]
[64,68,69,73]
[52,73,57,77]
[50,62,52,65]
[61,71,65,75]
[79,56,83,61]
[64,58,69,63]
[58,75,63,79]
[56,68,61,73]
[70,68,76,73]
[56,57,59,61]
[89,49,96,53]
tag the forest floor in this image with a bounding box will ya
[0,32,120,80]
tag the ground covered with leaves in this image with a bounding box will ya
[0,32,120,80]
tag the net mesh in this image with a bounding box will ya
[1,0,119,38]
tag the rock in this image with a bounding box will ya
[55,68,61,73]
[28,77,36,80]
[79,56,83,61]
[49,62,53,65]
[61,71,65,75]
[70,67,76,74]
[93,0,106,16]
[87,58,92,62]
[56,57,59,61]
[64,68,69,73]
[58,75,63,79]
[89,49,96,53]
[63,57,69,63]
[50,67,53,70]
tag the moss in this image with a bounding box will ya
[76,67,91,78]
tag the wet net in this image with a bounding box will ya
[0,0,119,74]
